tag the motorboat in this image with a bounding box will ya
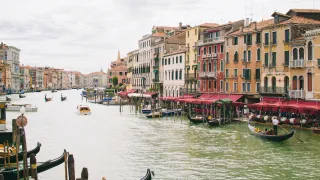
[77,105,91,115]
[6,103,38,112]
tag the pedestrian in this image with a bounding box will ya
[272,117,280,135]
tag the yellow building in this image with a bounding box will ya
[185,23,218,94]
[225,19,272,102]
[288,28,320,100]
[126,49,139,90]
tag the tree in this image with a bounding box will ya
[112,76,118,87]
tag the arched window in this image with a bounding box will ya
[292,76,297,90]
[172,90,175,97]
[308,41,313,60]
[243,50,247,61]
[234,51,238,62]
[208,61,212,72]
[203,62,206,72]
[177,90,179,97]
[248,50,251,61]
[257,49,261,61]
[307,73,312,92]
[264,77,268,92]
[299,76,304,90]
[293,48,298,60]
[214,61,217,72]
[299,48,304,60]
[272,77,276,92]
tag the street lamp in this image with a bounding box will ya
[18,105,28,179]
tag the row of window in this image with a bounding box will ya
[164,70,183,80]
[109,72,127,76]
[162,56,183,65]
[198,44,224,56]
[165,89,182,97]
[227,29,290,46]
[201,61,224,72]
[140,39,151,49]
[200,80,257,93]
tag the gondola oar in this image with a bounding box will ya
[279,125,303,142]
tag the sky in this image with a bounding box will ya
[0,0,318,74]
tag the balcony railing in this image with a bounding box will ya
[152,78,159,83]
[198,37,224,46]
[199,72,217,78]
[259,87,287,94]
[289,59,305,68]
[289,90,305,99]
[185,73,197,80]
[153,65,159,69]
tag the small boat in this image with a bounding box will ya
[5,97,11,101]
[140,169,154,180]
[0,150,66,180]
[0,142,41,165]
[207,118,220,127]
[142,105,152,114]
[248,123,295,142]
[45,94,53,102]
[19,90,25,94]
[51,89,57,93]
[61,94,67,101]
[146,112,163,118]
[19,94,26,98]
[187,114,206,124]
[6,104,38,112]
[77,105,91,115]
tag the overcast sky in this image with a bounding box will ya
[0,0,317,74]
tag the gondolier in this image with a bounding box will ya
[272,117,280,135]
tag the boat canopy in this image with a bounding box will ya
[128,93,153,98]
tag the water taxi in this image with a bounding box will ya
[77,105,91,115]
[6,103,38,112]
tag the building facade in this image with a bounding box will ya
[107,51,127,88]
[88,71,108,88]
[163,50,185,97]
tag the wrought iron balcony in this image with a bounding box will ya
[199,72,217,78]
[153,65,159,70]
[289,59,305,68]
[185,73,197,80]
[289,90,305,99]
[152,78,159,83]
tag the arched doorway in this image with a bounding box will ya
[292,76,297,90]
[307,72,312,92]
[308,41,313,60]
[272,77,276,92]
[284,76,289,93]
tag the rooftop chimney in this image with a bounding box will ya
[240,26,243,32]
[245,18,250,27]
[253,22,257,30]
[179,22,182,29]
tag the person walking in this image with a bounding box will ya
[272,117,280,135]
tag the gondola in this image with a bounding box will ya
[207,118,220,127]
[0,142,41,165]
[140,169,154,180]
[5,97,11,101]
[187,114,206,124]
[19,94,26,98]
[51,89,57,93]
[0,150,66,179]
[248,123,295,142]
[45,95,52,102]
[61,94,67,101]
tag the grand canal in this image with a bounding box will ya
[4,89,320,179]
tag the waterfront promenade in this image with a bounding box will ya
[3,89,320,179]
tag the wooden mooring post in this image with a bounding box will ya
[0,174,4,180]
[68,154,75,180]
[76,167,88,180]
[30,153,38,180]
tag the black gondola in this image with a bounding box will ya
[19,94,26,98]
[0,142,41,165]
[61,94,67,101]
[140,169,154,180]
[207,118,220,126]
[187,114,206,124]
[248,123,295,142]
[45,94,52,102]
[0,150,66,179]
[51,89,57,93]
[5,97,11,101]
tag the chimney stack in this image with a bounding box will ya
[240,26,243,32]
[253,22,257,30]
[245,18,250,27]
[179,22,182,29]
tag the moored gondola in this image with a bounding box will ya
[187,114,206,124]
[140,169,154,180]
[45,94,53,102]
[248,123,295,142]
[61,93,67,101]
[0,150,66,179]
[19,94,26,98]
[0,142,41,165]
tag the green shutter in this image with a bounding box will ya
[285,51,289,66]
[265,53,269,66]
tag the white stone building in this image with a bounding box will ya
[6,46,21,92]
[68,71,76,88]
[87,71,107,88]
[163,50,185,97]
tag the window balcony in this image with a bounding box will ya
[198,37,224,46]
[289,90,305,99]
[289,59,305,68]
[152,78,159,83]
[153,65,159,70]
[258,87,287,95]
[199,72,217,79]
[185,73,197,81]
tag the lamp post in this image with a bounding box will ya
[17,106,28,180]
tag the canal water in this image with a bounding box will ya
[5,90,320,180]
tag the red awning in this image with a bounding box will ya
[144,92,158,96]
[180,98,196,103]
[261,97,285,103]
[118,89,137,97]
[198,94,212,99]
[210,94,243,102]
